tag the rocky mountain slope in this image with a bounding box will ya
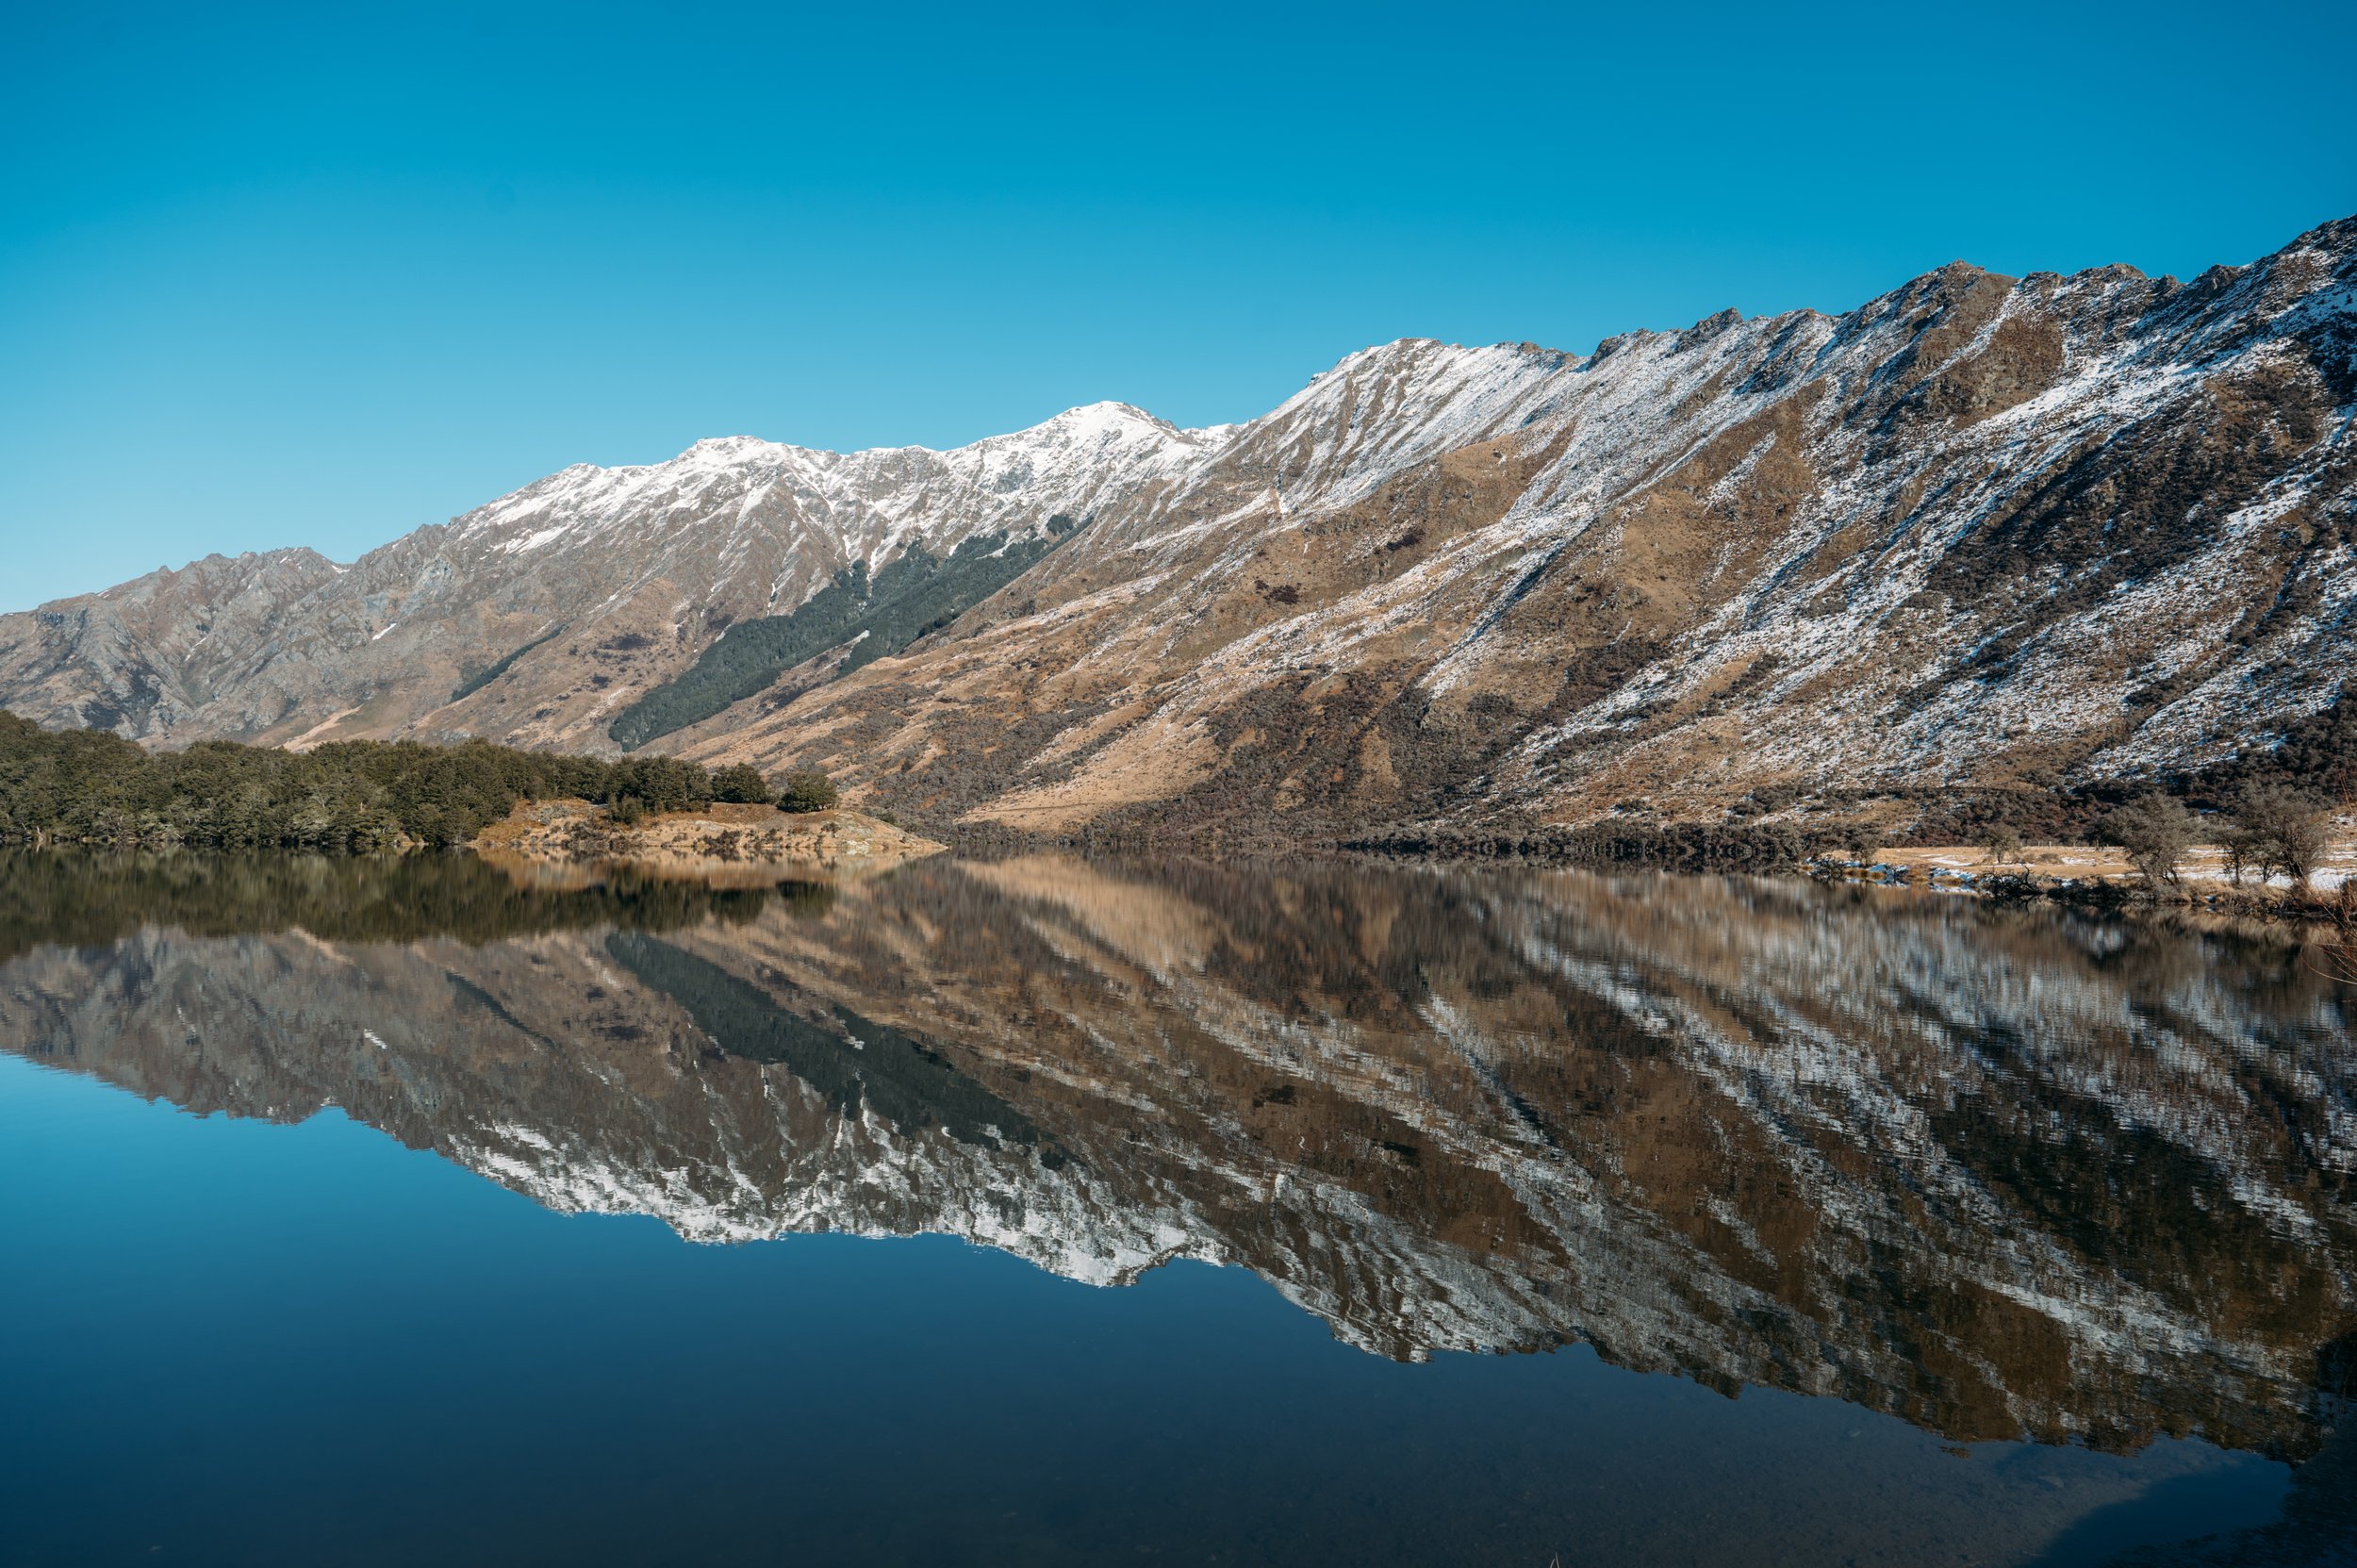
[4,856,2350,1456]
[0,403,1215,751]
[5,217,2352,834]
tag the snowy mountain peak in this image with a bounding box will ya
[5,213,2351,795]
[959,398,1215,462]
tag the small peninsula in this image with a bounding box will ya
[0,712,937,882]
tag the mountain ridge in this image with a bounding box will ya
[6,214,2353,835]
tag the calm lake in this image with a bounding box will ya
[2,852,2352,1567]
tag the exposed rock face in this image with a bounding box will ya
[4,856,2350,1458]
[5,218,2353,833]
[0,549,344,736]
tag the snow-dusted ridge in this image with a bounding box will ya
[459,397,1229,563]
[5,213,2352,821]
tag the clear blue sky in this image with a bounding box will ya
[4,0,2352,611]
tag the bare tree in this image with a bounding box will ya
[1976,825,2025,867]
[2237,783,2329,888]
[2312,880,2357,986]
[2217,821,2266,886]
[2105,793,2200,893]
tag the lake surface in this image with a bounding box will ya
[2,851,2352,1567]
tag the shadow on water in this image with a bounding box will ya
[2032,1410,2357,1566]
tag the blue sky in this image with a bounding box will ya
[4,0,2351,612]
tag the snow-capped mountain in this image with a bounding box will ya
[0,402,1220,751]
[685,217,2357,834]
[3,215,2352,830]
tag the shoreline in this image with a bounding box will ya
[5,811,2353,949]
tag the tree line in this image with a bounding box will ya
[2099,784,2342,893]
[607,522,1076,751]
[0,712,837,851]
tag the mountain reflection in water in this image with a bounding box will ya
[3,851,2353,1564]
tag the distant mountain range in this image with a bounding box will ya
[6,215,2352,837]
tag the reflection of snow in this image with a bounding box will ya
[8,864,2352,1454]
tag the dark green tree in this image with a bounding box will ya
[775,769,840,814]
[711,763,773,804]
[0,714,757,850]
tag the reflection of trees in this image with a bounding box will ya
[2317,883,2357,986]
[0,850,814,964]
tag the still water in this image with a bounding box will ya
[2,852,2351,1566]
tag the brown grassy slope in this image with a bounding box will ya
[668,223,2357,841]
